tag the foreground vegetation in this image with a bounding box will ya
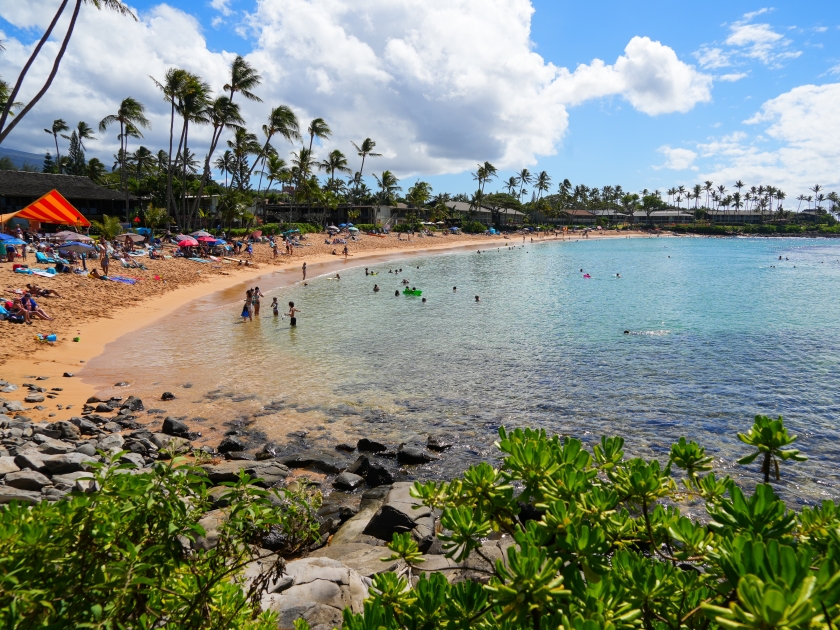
[1,414,837,630]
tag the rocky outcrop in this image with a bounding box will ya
[261,558,370,630]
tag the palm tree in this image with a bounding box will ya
[151,68,189,218]
[373,170,401,210]
[172,76,210,225]
[99,97,150,217]
[406,180,433,221]
[86,157,105,184]
[351,138,381,201]
[810,185,822,223]
[227,128,262,192]
[130,146,155,180]
[191,95,243,226]
[62,120,95,153]
[248,105,299,181]
[535,171,551,202]
[504,176,520,196]
[517,169,532,204]
[0,80,22,117]
[318,150,351,189]
[44,119,68,173]
[306,117,331,153]
[0,0,136,145]
[91,214,122,241]
[261,154,287,197]
[224,56,262,104]
[703,181,714,208]
[214,150,235,189]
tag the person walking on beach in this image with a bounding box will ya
[287,301,299,327]
[302,262,307,280]
[99,241,109,275]
[343,245,348,259]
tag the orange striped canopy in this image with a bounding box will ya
[7,189,91,227]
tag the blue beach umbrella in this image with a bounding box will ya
[2,237,26,245]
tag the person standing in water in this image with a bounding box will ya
[302,262,307,280]
[287,301,299,327]
[242,290,253,322]
[271,297,279,316]
[252,287,264,316]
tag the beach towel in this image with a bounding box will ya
[31,269,56,278]
[188,257,209,263]
[13,267,33,275]
[108,275,137,285]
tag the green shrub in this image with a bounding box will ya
[0,455,322,629]
[460,220,488,234]
[322,415,840,630]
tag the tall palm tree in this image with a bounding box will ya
[172,76,210,226]
[0,0,136,145]
[351,138,381,201]
[703,180,714,208]
[517,169,532,204]
[62,120,95,152]
[306,117,331,153]
[373,170,402,209]
[151,67,190,218]
[99,97,150,216]
[536,171,552,202]
[86,157,105,184]
[191,95,243,226]
[227,128,261,191]
[318,150,351,189]
[43,119,68,173]
[810,185,822,222]
[214,150,235,190]
[260,154,287,197]
[248,105,299,180]
[224,56,262,104]
[504,176,520,196]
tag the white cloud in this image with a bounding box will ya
[695,47,731,69]
[718,72,749,82]
[210,0,233,16]
[742,8,771,21]
[699,84,840,193]
[829,63,840,76]
[725,18,801,67]
[0,0,712,179]
[654,145,698,170]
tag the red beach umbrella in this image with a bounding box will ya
[178,238,199,247]
[196,236,217,243]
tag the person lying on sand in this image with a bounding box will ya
[26,284,62,298]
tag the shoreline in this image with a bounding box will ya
[4,231,639,418]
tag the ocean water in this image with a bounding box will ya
[85,236,840,505]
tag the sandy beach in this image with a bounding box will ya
[0,229,651,423]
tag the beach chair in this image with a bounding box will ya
[36,252,55,264]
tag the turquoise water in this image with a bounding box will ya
[87,237,840,504]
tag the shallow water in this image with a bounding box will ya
[84,236,840,505]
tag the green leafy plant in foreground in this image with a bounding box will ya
[0,453,322,629]
[738,414,807,482]
[330,415,840,630]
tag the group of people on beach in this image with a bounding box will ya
[2,284,56,324]
[240,286,298,326]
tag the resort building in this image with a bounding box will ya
[632,210,695,224]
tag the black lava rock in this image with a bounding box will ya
[162,416,190,438]
[333,472,365,491]
[160,392,176,401]
[397,445,439,465]
[217,435,247,453]
[427,435,454,451]
[358,438,387,453]
[366,463,394,487]
[335,443,356,453]
[346,455,370,477]
[121,396,145,412]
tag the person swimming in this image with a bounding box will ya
[421,297,426,303]
[373,284,380,292]
[395,290,400,296]
[475,295,480,302]
[453,286,457,292]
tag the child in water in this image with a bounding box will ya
[271,297,279,316]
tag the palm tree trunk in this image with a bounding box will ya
[190,125,222,225]
[120,121,129,220]
[182,122,189,230]
[0,0,76,143]
[172,121,187,227]
[165,100,175,219]
[53,133,61,174]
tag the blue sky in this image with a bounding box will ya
[1,0,839,199]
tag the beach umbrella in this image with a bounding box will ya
[2,237,26,245]
[58,241,96,254]
[196,236,217,243]
[0,233,16,241]
[178,238,199,247]
[339,223,347,227]
[327,225,339,231]
[348,226,359,232]
[213,239,227,245]
[250,230,262,238]
[52,230,89,242]
[347,223,354,227]
[190,230,212,237]
[118,233,145,242]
